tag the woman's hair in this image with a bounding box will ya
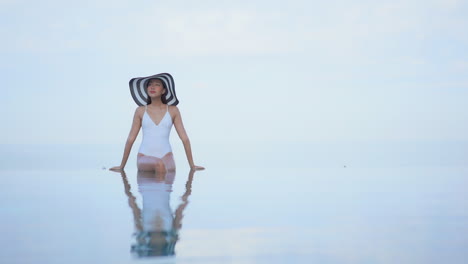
[145,78,167,105]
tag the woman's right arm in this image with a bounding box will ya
[110,107,142,171]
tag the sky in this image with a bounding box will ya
[1,0,467,145]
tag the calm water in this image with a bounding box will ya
[1,142,467,263]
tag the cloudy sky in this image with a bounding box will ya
[1,0,467,145]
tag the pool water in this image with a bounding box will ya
[1,142,467,263]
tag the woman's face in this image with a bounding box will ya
[146,79,165,98]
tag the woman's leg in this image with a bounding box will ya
[161,152,176,172]
[137,153,167,174]
[137,152,176,174]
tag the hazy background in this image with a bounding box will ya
[1,0,467,146]
[2,2,468,263]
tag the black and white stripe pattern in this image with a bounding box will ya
[129,73,179,106]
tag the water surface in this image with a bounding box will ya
[1,142,467,263]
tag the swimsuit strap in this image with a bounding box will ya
[166,104,169,113]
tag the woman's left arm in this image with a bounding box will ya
[172,106,205,170]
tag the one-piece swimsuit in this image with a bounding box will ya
[138,105,173,158]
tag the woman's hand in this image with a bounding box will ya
[191,165,205,171]
[109,166,124,172]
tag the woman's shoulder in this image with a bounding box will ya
[168,105,180,113]
[134,105,146,116]
[135,105,146,111]
[167,105,180,119]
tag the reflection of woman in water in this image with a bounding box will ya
[110,73,204,173]
[118,169,196,257]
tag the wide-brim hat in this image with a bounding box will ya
[129,73,179,106]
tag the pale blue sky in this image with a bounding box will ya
[1,0,467,145]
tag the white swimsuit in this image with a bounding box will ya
[138,105,173,158]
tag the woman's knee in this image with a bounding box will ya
[154,160,166,172]
[137,162,153,171]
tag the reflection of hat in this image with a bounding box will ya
[129,73,179,106]
[131,230,178,257]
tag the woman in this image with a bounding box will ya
[110,73,204,173]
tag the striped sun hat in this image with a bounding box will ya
[129,73,179,106]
